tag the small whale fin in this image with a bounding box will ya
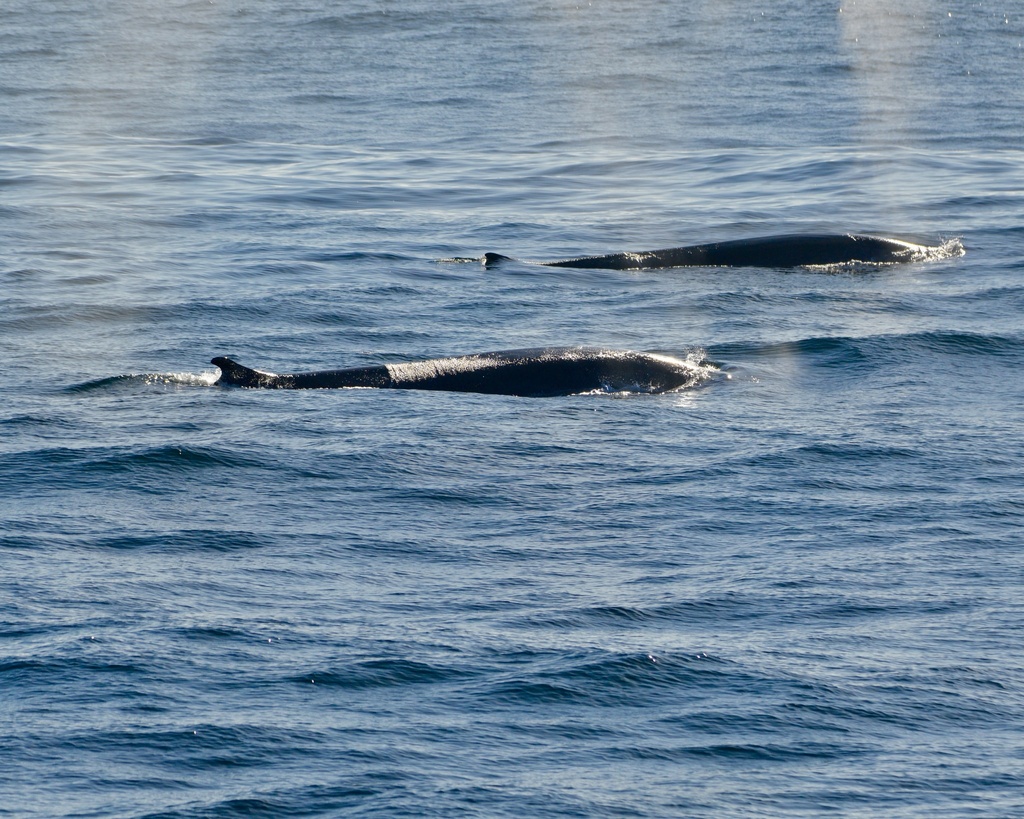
[435,253,515,266]
[211,356,279,388]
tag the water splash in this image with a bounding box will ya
[67,371,218,393]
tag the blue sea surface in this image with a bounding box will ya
[2,2,1024,816]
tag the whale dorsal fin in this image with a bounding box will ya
[212,357,280,388]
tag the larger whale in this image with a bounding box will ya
[480,233,953,270]
[212,347,703,397]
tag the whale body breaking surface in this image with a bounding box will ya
[468,233,962,270]
[212,347,707,397]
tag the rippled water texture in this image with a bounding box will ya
[2,2,1024,817]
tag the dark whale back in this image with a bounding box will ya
[483,233,946,270]
[212,347,701,397]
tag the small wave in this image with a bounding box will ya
[0,413,75,432]
[86,530,276,553]
[623,742,848,762]
[55,724,329,769]
[87,445,259,474]
[712,329,1024,369]
[298,658,474,690]
[904,329,1024,358]
[484,650,729,707]
[67,371,218,393]
[512,595,768,630]
[178,135,244,147]
[0,446,264,495]
[302,250,412,264]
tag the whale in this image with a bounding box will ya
[479,233,950,270]
[212,347,703,397]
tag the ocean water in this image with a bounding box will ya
[2,1,1024,816]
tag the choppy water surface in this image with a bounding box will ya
[2,2,1024,816]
